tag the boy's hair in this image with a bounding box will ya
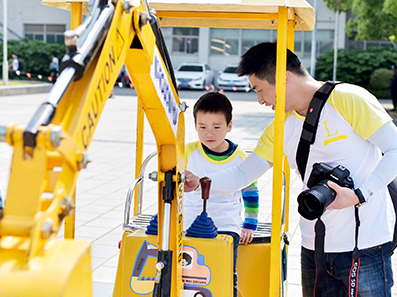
[193,92,232,125]
[237,42,306,85]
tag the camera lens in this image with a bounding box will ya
[303,195,322,213]
[297,181,336,220]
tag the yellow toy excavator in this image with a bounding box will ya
[0,0,314,296]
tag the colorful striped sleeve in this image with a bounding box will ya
[241,181,259,231]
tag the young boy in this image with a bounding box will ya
[184,92,259,297]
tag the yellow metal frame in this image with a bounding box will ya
[147,2,313,295]
[1,0,185,295]
[2,0,314,296]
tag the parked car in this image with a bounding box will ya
[216,65,251,92]
[175,63,214,90]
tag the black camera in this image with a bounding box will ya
[297,163,354,220]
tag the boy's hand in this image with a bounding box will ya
[240,228,255,245]
[184,170,200,192]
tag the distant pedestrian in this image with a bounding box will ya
[8,53,21,80]
[49,53,59,84]
[0,188,3,219]
[391,65,397,111]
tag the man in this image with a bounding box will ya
[49,53,59,84]
[185,42,397,296]
[391,65,397,111]
[8,53,20,80]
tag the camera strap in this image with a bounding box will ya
[296,81,357,297]
[314,208,361,297]
[296,81,341,180]
[350,206,361,297]
[314,218,326,297]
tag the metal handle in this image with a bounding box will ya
[200,177,211,213]
[124,176,143,228]
[123,151,157,229]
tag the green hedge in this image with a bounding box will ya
[315,47,397,87]
[0,39,66,80]
[369,68,394,90]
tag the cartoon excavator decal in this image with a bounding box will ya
[130,241,158,294]
[129,239,213,297]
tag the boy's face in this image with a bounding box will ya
[195,111,232,153]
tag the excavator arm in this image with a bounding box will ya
[0,0,184,296]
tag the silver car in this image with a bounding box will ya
[175,63,214,90]
[216,65,251,92]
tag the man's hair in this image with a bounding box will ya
[193,92,232,125]
[237,42,306,84]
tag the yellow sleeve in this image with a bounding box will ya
[328,84,392,140]
[236,145,248,160]
[253,119,275,163]
[185,141,200,169]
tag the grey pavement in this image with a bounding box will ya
[0,88,396,296]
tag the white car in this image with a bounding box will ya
[216,65,251,92]
[175,63,214,90]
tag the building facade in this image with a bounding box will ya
[1,0,396,72]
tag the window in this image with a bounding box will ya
[178,65,204,72]
[294,30,334,58]
[241,29,275,55]
[172,27,199,54]
[24,24,66,43]
[210,28,240,56]
[210,28,277,57]
[346,37,396,50]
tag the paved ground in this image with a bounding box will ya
[0,88,396,296]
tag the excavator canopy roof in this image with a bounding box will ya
[41,0,315,30]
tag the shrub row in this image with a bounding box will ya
[1,39,396,99]
[0,39,66,79]
[315,46,397,98]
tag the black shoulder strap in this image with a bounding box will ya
[296,81,342,180]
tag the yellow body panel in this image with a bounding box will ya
[114,229,233,297]
[0,239,92,296]
[237,242,271,297]
[1,1,184,296]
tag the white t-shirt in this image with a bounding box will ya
[50,57,59,71]
[12,57,19,71]
[184,141,248,235]
[254,83,395,252]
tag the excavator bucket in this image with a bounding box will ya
[0,239,92,296]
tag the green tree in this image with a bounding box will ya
[323,0,353,80]
[323,0,353,12]
[383,0,397,42]
[344,0,397,42]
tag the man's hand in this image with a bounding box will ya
[326,181,360,210]
[240,228,255,245]
[184,170,200,192]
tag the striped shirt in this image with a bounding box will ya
[184,140,259,234]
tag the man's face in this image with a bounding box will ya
[248,74,276,111]
[195,111,232,152]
